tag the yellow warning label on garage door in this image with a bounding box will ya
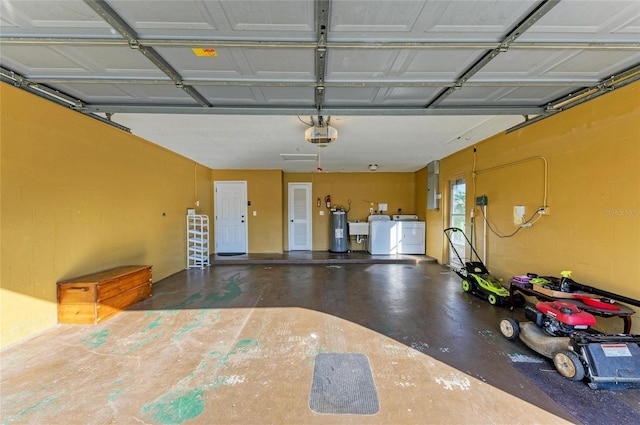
[192,48,218,57]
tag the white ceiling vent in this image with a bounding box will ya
[280,154,318,161]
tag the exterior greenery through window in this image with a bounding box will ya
[449,179,466,267]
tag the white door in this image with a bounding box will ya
[288,183,312,251]
[214,181,248,254]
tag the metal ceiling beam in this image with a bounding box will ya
[79,104,543,116]
[0,67,131,132]
[1,67,83,107]
[507,63,640,132]
[510,42,640,51]
[82,0,210,107]
[314,0,330,112]
[3,37,639,51]
[426,0,561,108]
[540,63,640,114]
[24,76,601,88]
[330,41,640,51]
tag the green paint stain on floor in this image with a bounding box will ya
[383,323,396,335]
[108,379,125,402]
[108,388,121,402]
[234,338,259,352]
[141,337,260,424]
[170,292,203,309]
[209,338,260,369]
[82,329,110,349]
[203,274,245,306]
[5,396,57,424]
[123,332,162,355]
[142,315,164,333]
[143,388,205,425]
[172,310,206,341]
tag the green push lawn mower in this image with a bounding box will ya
[444,227,510,306]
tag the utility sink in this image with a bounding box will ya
[348,221,369,236]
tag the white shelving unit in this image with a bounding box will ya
[187,214,210,269]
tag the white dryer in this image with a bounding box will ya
[393,215,426,254]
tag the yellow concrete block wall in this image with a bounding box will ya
[284,172,417,251]
[431,81,640,332]
[1,83,213,347]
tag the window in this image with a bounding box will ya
[449,178,466,267]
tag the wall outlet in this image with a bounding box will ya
[540,206,551,215]
[514,205,525,225]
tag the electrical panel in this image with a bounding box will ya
[427,160,440,210]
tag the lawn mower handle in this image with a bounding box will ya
[443,227,484,264]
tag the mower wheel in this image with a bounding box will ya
[461,279,472,293]
[487,294,498,305]
[499,318,520,340]
[553,350,585,381]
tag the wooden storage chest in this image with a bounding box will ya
[57,265,152,324]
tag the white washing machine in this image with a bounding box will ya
[367,214,397,254]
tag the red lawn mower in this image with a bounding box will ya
[500,300,640,389]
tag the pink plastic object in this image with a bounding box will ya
[512,275,531,283]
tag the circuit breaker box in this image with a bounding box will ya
[427,160,440,210]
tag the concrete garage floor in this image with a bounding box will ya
[1,254,637,424]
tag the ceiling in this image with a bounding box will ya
[2,0,639,172]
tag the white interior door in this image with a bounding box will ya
[288,183,312,251]
[214,181,248,254]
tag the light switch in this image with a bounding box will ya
[319,210,324,216]
[253,211,257,216]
